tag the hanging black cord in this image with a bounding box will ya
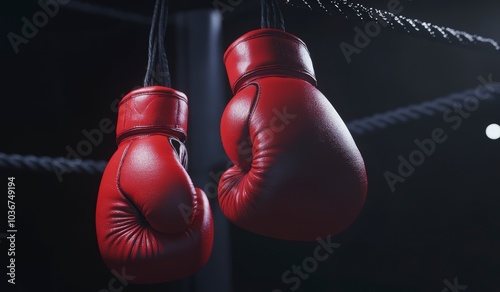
[261,0,269,28]
[271,0,285,31]
[260,0,269,28]
[261,0,285,31]
[144,0,171,87]
[157,0,169,85]
[269,0,285,30]
[144,0,160,86]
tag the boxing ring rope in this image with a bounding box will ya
[63,0,500,54]
[286,0,500,53]
[4,1,499,174]
[0,153,107,175]
[2,84,499,175]
[347,84,500,135]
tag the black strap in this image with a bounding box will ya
[261,0,285,31]
[144,0,171,87]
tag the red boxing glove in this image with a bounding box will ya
[96,86,213,284]
[219,29,367,241]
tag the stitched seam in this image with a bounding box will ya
[224,31,310,62]
[119,92,188,106]
[247,82,261,154]
[175,97,179,129]
[117,127,187,144]
[234,68,316,92]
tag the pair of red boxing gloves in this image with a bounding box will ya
[95,28,367,284]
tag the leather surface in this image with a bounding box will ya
[96,86,213,283]
[219,29,367,241]
[116,86,189,143]
[224,28,317,93]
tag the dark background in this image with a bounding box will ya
[1,0,499,291]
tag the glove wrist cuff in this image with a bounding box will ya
[116,86,188,143]
[224,28,317,93]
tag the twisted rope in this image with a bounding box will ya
[62,1,500,54]
[2,84,498,176]
[0,152,107,176]
[285,0,500,53]
[346,84,500,135]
